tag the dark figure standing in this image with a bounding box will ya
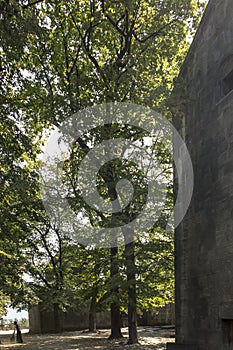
[14,321,23,343]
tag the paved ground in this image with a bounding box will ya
[0,326,175,349]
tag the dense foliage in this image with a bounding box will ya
[0,0,205,341]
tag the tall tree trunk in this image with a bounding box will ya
[53,302,61,333]
[124,235,138,344]
[96,120,123,339]
[109,246,123,339]
[89,294,97,333]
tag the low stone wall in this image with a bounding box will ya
[29,303,174,333]
[138,304,175,326]
[29,304,111,333]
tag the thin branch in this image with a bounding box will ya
[71,14,108,85]
[69,45,81,76]
[101,1,125,37]
[36,55,54,96]
[22,0,44,9]
[33,225,58,279]
[133,18,179,44]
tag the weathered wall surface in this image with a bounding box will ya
[29,306,42,333]
[139,304,175,327]
[29,303,175,333]
[29,304,111,333]
[168,0,233,349]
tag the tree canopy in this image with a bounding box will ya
[0,0,205,340]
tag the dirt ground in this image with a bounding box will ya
[0,326,175,349]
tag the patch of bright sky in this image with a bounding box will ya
[3,308,28,321]
[186,0,209,44]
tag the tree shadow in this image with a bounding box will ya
[0,330,173,350]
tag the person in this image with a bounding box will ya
[13,321,23,343]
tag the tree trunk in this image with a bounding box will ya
[53,302,61,333]
[124,237,138,344]
[109,246,123,339]
[88,295,97,333]
[109,300,123,339]
[100,144,122,339]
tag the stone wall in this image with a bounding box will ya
[29,305,42,333]
[139,304,175,326]
[29,303,175,333]
[29,304,111,333]
[168,0,233,349]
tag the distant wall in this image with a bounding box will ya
[29,303,174,333]
[29,304,111,333]
[60,307,111,331]
[29,305,42,333]
[138,304,175,326]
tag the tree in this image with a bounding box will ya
[65,246,111,333]
[25,219,67,333]
[0,130,38,310]
[0,0,205,343]
[0,0,42,310]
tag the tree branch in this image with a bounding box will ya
[70,14,108,85]
[133,18,179,44]
[22,0,44,9]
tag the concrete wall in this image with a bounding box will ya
[149,303,175,326]
[168,0,233,349]
[29,305,42,333]
[29,303,175,333]
[139,304,175,326]
[29,304,111,333]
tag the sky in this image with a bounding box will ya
[3,308,28,321]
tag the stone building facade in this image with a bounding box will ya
[168,0,233,349]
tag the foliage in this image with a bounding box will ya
[0,0,205,333]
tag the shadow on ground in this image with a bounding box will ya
[0,326,175,350]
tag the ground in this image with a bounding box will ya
[0,326,175,349]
